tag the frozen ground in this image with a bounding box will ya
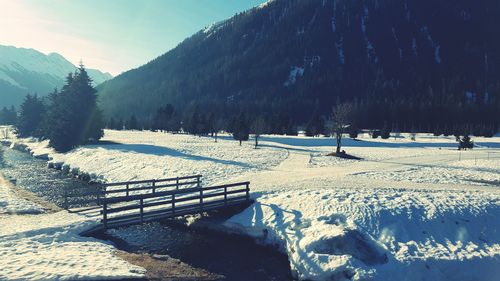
[6,129,500,280]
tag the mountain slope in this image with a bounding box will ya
[0,45,112,107]
[97,0,500,128]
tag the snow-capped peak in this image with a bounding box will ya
[0,44,112,88]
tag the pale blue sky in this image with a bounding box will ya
[0,0,267,75]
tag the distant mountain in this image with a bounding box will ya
[97,0,499,130]
[0,45,112,107]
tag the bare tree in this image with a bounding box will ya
[251,117,267,149]
[410,126,417,141]
[330,103,353,154]
[213,118,226,143]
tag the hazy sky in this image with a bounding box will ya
[0,0,267,75]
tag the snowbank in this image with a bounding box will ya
[224,185,500,280]
[0,179,145,280]
[0,211,145,280]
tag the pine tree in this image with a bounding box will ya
[117,118,124,130]
[107,117,117,130]
[381,123,391,139]
[232,113,249,146]
[348,124,359,139]
[153,104,174,131]
[126,115,139,130]
[85,108,105,141]
[458,135,474,150]
[17,94,46,137]
[45,64,104,152]
[305,112,325,137]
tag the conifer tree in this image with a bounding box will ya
[232,113,249,146]
[107,117,117,130]
[305,112,325,137]
[45,64,104,152]
[459,135,474,150]
[348,124,359,139]
[381,123,391,139]
[17,94,46,137]
[126,115,139,130]
[153,104,174,131]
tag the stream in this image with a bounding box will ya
[0,145,293,280]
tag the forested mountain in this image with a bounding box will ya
[97,0,500,132]
[0,45,112,107]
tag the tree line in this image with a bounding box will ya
[103,97,494,153]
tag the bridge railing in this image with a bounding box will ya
[102,174,202,197]
[63,175,202,210]
[100,181,250,229]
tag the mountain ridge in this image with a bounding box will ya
[0,44,112,107]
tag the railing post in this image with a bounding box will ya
[245,183,250,201]
[126,183,129,197]
[172,193,176,216]
[200,187,203,211]
[96,184,104,206]
[103,202,108,229]
[197,176,201,188]
[152,179,156,194]
[140,198,144,224]
[176,177,179,190]
[224,186,227,206]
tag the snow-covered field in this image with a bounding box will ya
[22,130,288,184]
[3,129,500,281]
[0,210,146,280]
[0,182,145,280]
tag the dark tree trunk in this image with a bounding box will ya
[336,129,342,154]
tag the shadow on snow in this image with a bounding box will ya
[89,143,253,168]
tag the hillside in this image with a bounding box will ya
[0,45,112,107]
[97,0,500,130]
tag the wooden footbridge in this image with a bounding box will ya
[67,175,251,231]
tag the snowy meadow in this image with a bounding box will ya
[1,129,500,280]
